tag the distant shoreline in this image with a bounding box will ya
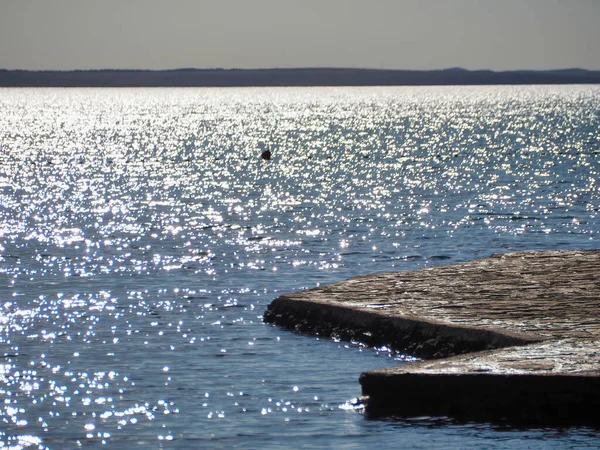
[1,67,600,87]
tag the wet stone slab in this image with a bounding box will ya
[264,250,600,424]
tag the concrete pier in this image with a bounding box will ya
[264,250,600,424]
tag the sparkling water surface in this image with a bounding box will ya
[1,86,600,448]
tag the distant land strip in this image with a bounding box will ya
[1,67,600,87]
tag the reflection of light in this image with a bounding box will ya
[0,84,597,447]
[338,398,365,411]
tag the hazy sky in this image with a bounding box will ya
[1,0,599,71]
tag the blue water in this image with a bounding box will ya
[1,86,599,449]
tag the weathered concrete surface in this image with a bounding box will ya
[264,250,600,424]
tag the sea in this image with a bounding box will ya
[1,85,599,449]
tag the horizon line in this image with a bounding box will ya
[1,66,598,73]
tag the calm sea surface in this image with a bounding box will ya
[1,86,600,449]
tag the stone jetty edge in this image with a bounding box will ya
[263,250,600,425]
[264,296,541,359]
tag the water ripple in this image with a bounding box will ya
[1,85,600,448]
